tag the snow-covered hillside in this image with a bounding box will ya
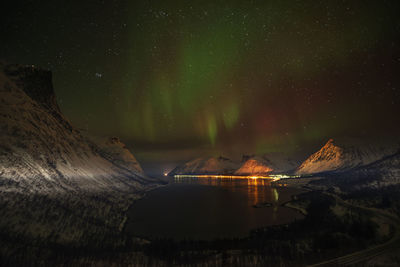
[168,156,238,175]
[0,63,155,195]
[0,62,158,247]
[296,139,399,175]
[351,152,400,186]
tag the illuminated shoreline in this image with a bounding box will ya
[173,174,301,181]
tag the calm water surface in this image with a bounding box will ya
[125,177,304,240]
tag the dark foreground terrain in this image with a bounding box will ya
[1,180,398,267]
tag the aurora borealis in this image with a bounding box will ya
[1,1,400,172]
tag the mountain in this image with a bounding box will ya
[170,153,299,176]
[0,63,155,194]
[296,138,399,175]
[235,153,298,175]
[0,62,157,247]
[168,156,238,175]
[235,156,273,175]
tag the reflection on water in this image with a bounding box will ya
[273,187,279,202]
[174,177,280,207]
[125,176,304,240]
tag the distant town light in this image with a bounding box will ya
[173,174,301,181]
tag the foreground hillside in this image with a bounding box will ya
[0,62,159,253]
[312,152,400,191]
[0,63,155,194]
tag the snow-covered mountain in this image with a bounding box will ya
[235,156,273,175]
[0,62,160,247]
[296,139,399,175]
[235,154,299,175]
[168,156,238,175]
[0,62,154,194]
[170,153,299,176]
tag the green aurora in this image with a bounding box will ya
[116,1,399,152]
[1,0,399,170]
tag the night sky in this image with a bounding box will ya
[2,1,400,174]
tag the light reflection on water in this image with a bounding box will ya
[125,176,304,240]
[173,176,280,206]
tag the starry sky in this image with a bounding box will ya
[1,0,400,174]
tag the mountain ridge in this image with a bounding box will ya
[168,156,239,175]
[296,138,399,175]
[169,139,398,177]
[0,62,155,194]
[169,153,299,176]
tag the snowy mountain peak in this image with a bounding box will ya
[235,157,273,175]
[236,153,299,175]
[296,138,399,175]
[325,138,335,146]
[313,139,343,161]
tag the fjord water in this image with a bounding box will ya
[125,177,304,240]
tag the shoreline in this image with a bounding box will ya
[273,177,322,216]
[281,200,308,216]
